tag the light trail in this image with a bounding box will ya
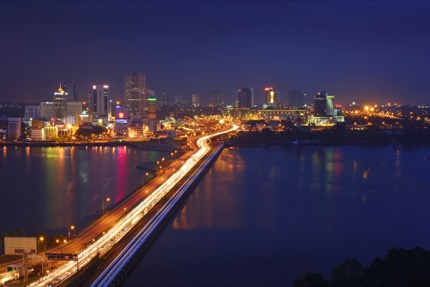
[28,124,238,287]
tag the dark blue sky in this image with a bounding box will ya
[1,1,430,106]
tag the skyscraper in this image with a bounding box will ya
[237,88,253,108]
[124,72,146,120]
[89,84,109,117]
[53,84,68,118]
[63,81,77,102]
[264,87,279,108]
[211,89,222,107]
[314,91,336,116]
[288,89,304,107]
[192,93,200,107]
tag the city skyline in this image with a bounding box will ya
[1,1,430,106]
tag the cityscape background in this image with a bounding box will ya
[1,1,430,105]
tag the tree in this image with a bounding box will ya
[293,272,329,287]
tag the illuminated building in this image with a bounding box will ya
[146,97,157,119]
[264,87,279,109]
[124,72,146,120]
[236,88,254,108]
[114,104,128,137]
[89,84,109,117]
[53,84,68,119]
[310,91,344,125]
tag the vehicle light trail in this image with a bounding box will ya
[28,124,238,287]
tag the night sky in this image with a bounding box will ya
[1,1,430,106]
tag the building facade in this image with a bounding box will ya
[237,88,254,108]
[53,84,68,119]
[63,81,77,102]
[89,84,109,117]
[124,72,146,120]
[264,87,279,109]
[288,89,304,108]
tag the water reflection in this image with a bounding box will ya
[0,145,165,234]
[173,149,245,230]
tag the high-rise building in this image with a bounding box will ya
[53,84,68,119]
[7,118,21,140]
[89,84,109,117]
[146,97,157,119]
[314,91,336,116]
[24,105,41,120]
[237,88,253,108]
[211,89,222,107]
[63,81,77,102]
[264,87,279,108]
[288,89,304,108]
[192,93,200,107]
[124,72,146,120]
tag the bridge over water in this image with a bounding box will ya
[22,125,238,287]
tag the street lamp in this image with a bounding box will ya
[102,197,111,215]
[68,225,75,239]
[38,236,45,252]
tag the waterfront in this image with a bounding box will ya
[1,144,430,286]
[0,145,166,235]
[125,145,430,286]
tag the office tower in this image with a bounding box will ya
[40,102,55,119]
[89,84,109,117]
[124,72,146,120]
[237,88,253,108]
[288,89,304,107]
[24,105,41,120]
[314,91,336,116]
[159,92,167,107]
[146,97,157,119]
[192,93,200,107]
[264,87,279,108]
[67,102,83,117]
[53,84,68,118]
[7,118,21,140]
[63,81,78,102]
[212,89,222,107]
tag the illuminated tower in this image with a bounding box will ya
[53,84,68,118]
[89,84,109,117]
[124,72,146,120]
[237,88,253,108]
[146,97,157,119]
[314,91,335,116]
[264,87,279,109]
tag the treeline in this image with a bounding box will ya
[229,128,430,146]
[293,246,430,287]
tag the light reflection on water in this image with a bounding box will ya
[132,145,430,286]
[0,145,165,234]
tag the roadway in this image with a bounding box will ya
[7,124,238,287]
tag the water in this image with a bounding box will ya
[124,145,430,286]
[0,145,166,235]
[1,144,430,285]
